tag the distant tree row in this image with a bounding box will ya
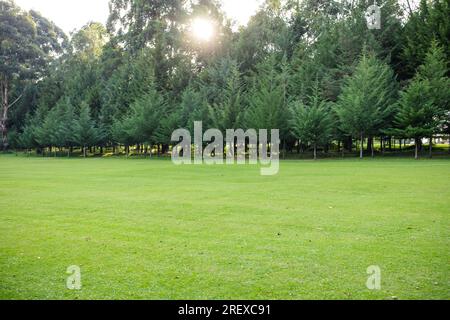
[1,0,449,159]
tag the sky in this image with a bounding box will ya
[14,0,263,34]
[14,0,419,35]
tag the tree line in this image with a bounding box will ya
[1,0,449,160]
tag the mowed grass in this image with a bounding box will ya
[0,155,449,300]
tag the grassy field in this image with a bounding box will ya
[0,155,449,300]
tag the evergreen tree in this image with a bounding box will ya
[402,0,450,79]
[336,52,397,158]
[153,111,182,152]
[72,102,101,157]
[179,87,210,135]
[208,60,243,131]
[394,78,438,160]
[290,85,335,160]
[125,88,166,153]
[34,106,59,153]
[54,99,76,155]
[18,115,38,152]
[111,115,136,156]
[416,41,450,156]
[244,56,289,138]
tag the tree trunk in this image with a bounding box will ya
[405,0,414,16]
[415,138,419,160]
[360,133,364,159]
[83,146,87,158]
[429,136,433,158]
[0,77,9,150]
[368,137,374,157]
[370,138,375,158]
[313,143,317,160]
[346,136,353,152]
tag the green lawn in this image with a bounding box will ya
[0,155,449,300]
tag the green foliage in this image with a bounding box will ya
[208,59,243,130]
[71,22,108,58]
[153,111,182,146]
[17,117,36,150]
[393,41,449,155]
[244,56,289,139]
[53,99,76,148]
[290,85,335,159]
[336,52,397,143]
[416,41,450,116]
[0,0,66,81]
[4,0,449,159]
[111,115,136,148]
[72,102,102,150]
[101,49,155,120]
[394,79,437,140]
[0,0,67,149]
[107,0,185,52]
[34,105,59,148]
[115,88,166,146]
[179,87,209,134]
[133,89,165,145]
[402,0,450,79]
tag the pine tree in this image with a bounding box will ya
[290,85,335,160]
[179,87,209,135]
[153,111,181,152]
[394,79,438,159]
[35,106,59,154]
[402,0,450,79]
[244,56,289,137]
[208,61,243,131]
[125,88,166,154]
[111,115,136,156]
[54,99,76,156]
[18,115,37,153]
[336,51,397,158]
[416,41,450,156]
[72,102,100,157]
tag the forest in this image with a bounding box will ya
[1,0,449,160]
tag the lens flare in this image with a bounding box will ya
[191,18,214,41]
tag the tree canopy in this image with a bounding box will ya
[3,0,450,160]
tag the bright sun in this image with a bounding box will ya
[191,18,214,41]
